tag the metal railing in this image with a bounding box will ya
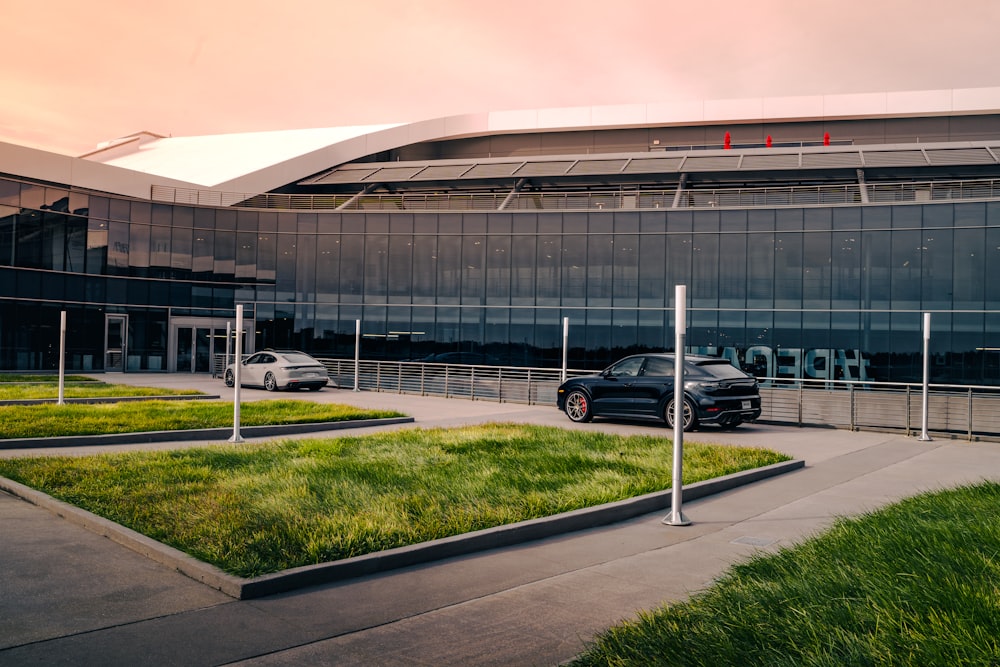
[758,379,1000,439]
[153,177,1000,213]
[212,355,1000,440]
[318,359,584,406]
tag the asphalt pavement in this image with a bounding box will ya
[2,373,1000,666]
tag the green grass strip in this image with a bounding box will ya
[0,382,202,401]
[571,481,1000,666]
[0,424,788,577]
[0,400,402,438]
[0,374,100,383]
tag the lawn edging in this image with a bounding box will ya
[0,416,415,449]
[0,458,804,600]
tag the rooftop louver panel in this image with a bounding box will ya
[299,166,379,184]
[411,164,475,179]
[361,166,426,181]
[567,159,628,174]
[622,156,685,173]
[463,162,523,178]
[741,153,802,169]
[513,161,576,177]
[861,150,929,167]
[682,155,742,171]
[800,152,863,168]
[924,147,997,165]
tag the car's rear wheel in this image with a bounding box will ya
[264,372,278,391]
[564,390,593,423]
[224,368,235,388]
[665,397,697,432]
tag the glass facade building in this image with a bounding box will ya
[3,174,999,385]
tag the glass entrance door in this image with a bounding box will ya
[105,315,128,372]
[170,317,247,373]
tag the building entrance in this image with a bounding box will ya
[104,314,128,372]
[168,317,243,373]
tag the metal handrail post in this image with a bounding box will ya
[968,387,974,441]
[849,383,855,431]
[798,382,804,427]
[353,320,361,392]
[905,385,912,436]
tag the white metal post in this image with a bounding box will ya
[919,312,932,441]
[229,305,244,443]
[561,316,569,383]
[354,319,361,392]
[225,321,232,371]
[664,285,691,526]
[57,310,66,405]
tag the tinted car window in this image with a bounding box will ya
[608,357,644,377]
[695,360,753,379]
[642,357,674,376]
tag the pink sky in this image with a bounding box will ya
[4,0,1000,156]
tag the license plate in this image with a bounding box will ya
[742,400,752,409]
[305,372,317,377]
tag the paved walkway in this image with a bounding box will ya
[2,374,1000,666]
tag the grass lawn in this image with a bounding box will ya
[0,423,789,577]
[0,374,100,383]
[0,400,404,438]
[570,481,1000,667]
[0,377,203,401]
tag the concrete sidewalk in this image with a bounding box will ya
[3,374,1000,665]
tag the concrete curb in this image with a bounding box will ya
[0,417,415,450]
[0,458,804,600]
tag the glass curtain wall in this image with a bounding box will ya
[1,176,999,384]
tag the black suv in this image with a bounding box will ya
[556,354,761,431]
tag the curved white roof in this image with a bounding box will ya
[4,86,1000,200]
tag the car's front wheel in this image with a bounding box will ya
[665,396,697,432]
[264,372,279,391]
[564,390,593,423]
[224,369,235,388]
